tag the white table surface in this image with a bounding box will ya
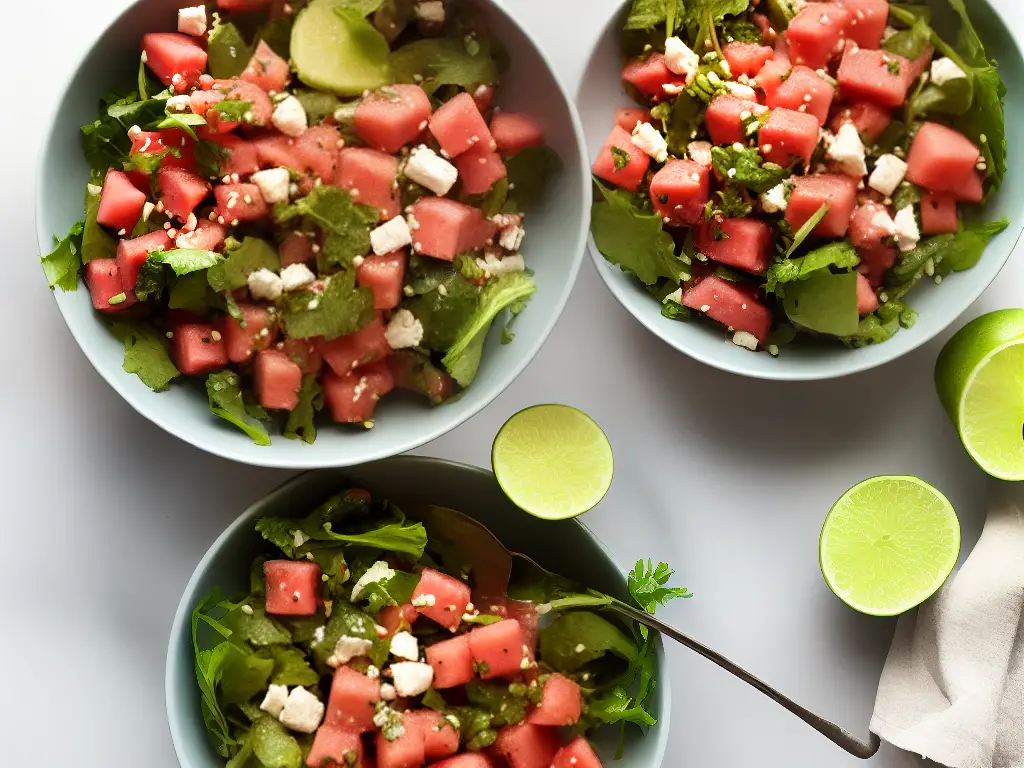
[4,0,1018,765]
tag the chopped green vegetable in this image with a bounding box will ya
[208,237,281,293]
[283,375,323,445]
[390,37,499,95]
[40,222,84,291]
[784,203,830,257]
[109,320,181,392]
[208,20,253,80]
[651,92,705,157]
[135,249,224,301]
[206,371,272,446]
[279,271,376,341]
[251,716,303,768]
[504,147,561,210]
[783,271,860,336]
[711,146,790,194]
[766,241,860,295]
[82,183,116,263]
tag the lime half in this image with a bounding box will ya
[492,405,614,520]
[819,476,960,617]
[936,310,1024,480]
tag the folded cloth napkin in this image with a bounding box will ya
[871,480,1024,768]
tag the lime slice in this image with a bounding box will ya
[935,309,1024,480]
[819,476,960,616]
[291,0,392,97]
[492,405,614,520]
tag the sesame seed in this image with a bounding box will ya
[211,330,222,341]
[231,219,240,227]
[243,194,253,205]
[166,331,174,339]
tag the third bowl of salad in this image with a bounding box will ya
[579,0,1024,380]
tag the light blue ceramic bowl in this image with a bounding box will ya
[165,456,670,767]
[36,0,590,468]
[578,0,1024,381]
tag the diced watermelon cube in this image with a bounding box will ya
[158,168,211,222]
[696,218,773,274]
[837,47,913,108]
[921,193,959,235]
[857,244,897,287]
[241,40,290,94]
[682,276,773,343]
[282,337,324,375]
[97,169,147,234]
[142,33,207,90]
[326,666,380,732]
[765,66,835,126]
[307,726,363,768]
[116,229,173,290]
[430,756,499,768]
[254,349,303,411]
[214,79,275,126]
[219,303,275,363]
[494,723,561,768]
[856,272,879,315]
[215,184,269,223]
[468,619,526,680]
[758,108,820,166]
[388,350,456,404]
[172,323,229,375]
[376,722,425,768]
[410,197,497,261]
[456,145,508,195]
[830,101,892,144]
[848,202,894,250]
[378,604,419,637]
[907,46,934,81]
[837,0,889,49]
[472,84,496,115]
[296,125,342,183]
[406,710,460,762]
[705,95,761,146]
[905,122,981,194]
[723,42,775,77]
[412,567,471,630]
[756,56,793,97]
[527,674,583,727]
[786,174,858,237]
[190,89,225,117]
[425,634,475,689]
[592,125,651,192]
[280,232,315,266]
[356,84,433,154]
[323,360,395,424]
[954,170,985,204]
[429,92,495,159]
[552,738,603,768]
[785,3,850,69]
[489,113,545,155]
[614,107,652,132]
[84,260,138,313]
[176,221,227,251]
[203,135,261,179]
[357,252,407,310]
[335,148,401,220]
[252,133,301,171]
[157,129,199,172]
[649,159,710,226]
[320,318,389,375]
[622,53,687,102]
[217,0,273,9]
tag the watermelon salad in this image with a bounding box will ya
[591,0,1009,354]
[40,0,560,445]
[193,487,689,768]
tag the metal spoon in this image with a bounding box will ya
[416,505,880,760]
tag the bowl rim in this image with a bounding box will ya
[35,0,593,469]
[163,455,673,766]
[579,0,1024,382]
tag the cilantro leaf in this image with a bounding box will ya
[442,272,536,387]
[210,100,254,123]
[505,146,561,210]
[624,0,687,31]
[169,272,216,314]
[207,20,253,80]
[150,112,207,139]
[82,183,117,263]
[265,646,320,687]
[390,37,499,95]
[710,146,790,194]
[279,271,376,341]
[40,222,84,291]
[135,249,224,301]
[206,371,273,446]
[409,270,482,351]
[591,180,686,286]
[588,686,657,727]
[280,187,378,269]
[208,237,281,292]
[765,241,859,295]
[651,92,705,156]
[283,375,322,444]
[628,560,693,616]
[108,321,181,391]
[783,271,860,336]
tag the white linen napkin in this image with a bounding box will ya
[870,480,1024,768]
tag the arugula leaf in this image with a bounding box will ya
[208,237,281,292]
[294,89,343,126]
[40,222,84,291]
[226,604,292,647]
[651,92,705,156]
[219,649,275,705]
[689,0,752,57]
[386,349,455,404]
[765,241,859,295]
[783,271,860,336]
[151,112,207,139]
[265,646,320,687]
[80,93,143,171]
[208,20,253,80]
[442,272,536,387]
[210,100,254,123]
[588,686,657,727]
[109,321,181,391]
[358,569,421,614]
[882,15,932,60]
[711,146,789,194]
[319,516,429,558]
[591,180,686,286]
[191,591,238,757]
[538,612,639,673]
[206,371,273,446]
[391,37,499,95]
[169,272,216,314]
[82,183,117,263]
[504,146,561,210]
[409,270,482,351]
[135,249,223,301]
[283,375,322,444]
[624,0,686,31]
[279,271,376,341]
[251,716,303,768]
[784,203,830,257]
[889,218,1009,284]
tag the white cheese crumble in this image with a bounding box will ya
[248,268,283,300]
[259,684,289,718]
[631,122,669,164]
[760,183,790,213]
[664,37,700,84]
[405,145,458,196]
[371,216,413,256]
[390,631,420,661]
[893,207,920,253]
[391,662,435,697]
[476,252,526,279]
[868,154,908,197]
[327,636,375,667]
[178,5,207,37]
[278,687,324,733]
[731,331,759,351]
[723,81,758,101]
[380,683,398,701]
[663,287,683,305]
[280,263,316,292]
[931,57,968,87]
[350,561,395,601]
[825,123,867,178]
[871,209,897,237]
[166,95,193,113]
[499,225,526,253]
[272,96,308,138]
[415,0,445,23]
[385,309,425,350]
[687,141,713,167]
[411,593,436,608]
[251,168,291,204]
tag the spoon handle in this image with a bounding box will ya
[609,603,881,760]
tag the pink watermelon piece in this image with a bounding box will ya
[406,710,460,762]
[723,42,775,77]
[696,218,773,274]
[214,183,269,223]
[357,251,407,310]
[281,338,324,376]
[621,53,687,102]
[837,47,913,108]
[527,674,583,727]
[356,84,433,154]
[412,567,472,630]
[758,108,820,166]
[848,202,894,250]
[472,84,496,115]
[837,0,890,49]
[190,89,225,117]
[765,65,835,126]
[905,122,981,194]
[336,148,401,220]
[552,738,603,768]
[592,125,651,192]
[649,159,710,227]
[429,92,496,159]
[218,0,274,9]
[375,721,425,768]
[171,322,229,375]
[489,112,545,155]
[430,756,499,768]
[214,79,274,126]
[84,260,138,313]
[254,349,303,411]
[857,244,898,287]
[378,604,419,637]
[388,351,456,404]
[786,175,858,238]
[116,229,173,290]
[295,124,342,183]
[705,95,761,146]
[410,197,497,261]
[785,3,850,70]
[280,232,315,267]
[307,726,363,768]
[856,272,879,315]
[468,619,526,680]
[241,40,290,94]
[252,134,302,171]
[204,134,261,179]
[158,167,211,222]
[682,276,773,344]
[614,107,652,132]
[153,129,199,173]
[219,303,275,363]
[954,169,985,204]
[97,169,147,233]
[456,144,508,195]
[830,100,893,144]
[494,723,561,768]
[320,318,389,375]
[425,634,475,689]
[323,360,395,424]
[142,33,207,90]
[921,193,959,235]
[264,559,320,615]
[326,666,381,732]
[176,221,227,251]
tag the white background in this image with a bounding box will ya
[3,0,1018,765]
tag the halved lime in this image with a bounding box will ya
[492,405,614,520]
[935,309,1024,480]
[819,476,960,617]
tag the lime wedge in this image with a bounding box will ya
[819,476,960,616]
[492,405,614,520]
[935,309,1024,480]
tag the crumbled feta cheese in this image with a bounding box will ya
[293,529,309,548]
[760,183,790,213]
[731,331,759,351]
[370,216,413,256]
[664,37,700,84]
[411,593,436,608]
[390,631,420,661]
[366,665,380,679]
[663,287,683,305]
[327,636,375,667]
[825,123,867,178]
[248,268,283,300]
[415,0,445,23]
[278,687,325,733]
[178,5,207,36]
[280,263,316,291]
[251,168,291,204]
[871,209,897,237]
[259,684,289,718]
[350,561,395,601]
[931,57,968,87]
[272,96,308,138]
[631,122,669,163]
[405,145,458,196]
[391,662,435,697]
[166,95,193,112]
[312,626,326,646]
[882,25,898,42]
[868,154,908,197]
[385,309,425,350]
[686,141,713,168]
[499,225,526,253]
[723,81,758,101]
[475,253,526,279]
[380,683,398,701]
[893,206,920,253]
